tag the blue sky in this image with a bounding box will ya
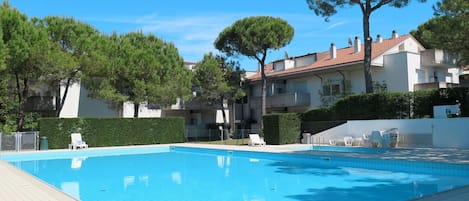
[8,0,438,71]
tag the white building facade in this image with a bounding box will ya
[52,62,230,140]
[242,32,462,130]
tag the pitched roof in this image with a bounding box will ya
[248,34,414,81]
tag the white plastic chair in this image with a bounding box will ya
[70,133,88,150]
[344,136,353,146]
[369,131,383,148]
[248,134,266,146]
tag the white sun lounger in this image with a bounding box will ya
[248,134,266,146]
[70,133,88,150]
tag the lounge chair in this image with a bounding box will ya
[369,130,383,148]
[248,134,266,146]
[70,133,88,150]
[382,128,399,148]
[362,134,370,146]
[344,136,353,146]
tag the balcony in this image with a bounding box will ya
[166,98,222,110]
[414,82,459,91]
[251,92,310,108]
[421,49,457,67]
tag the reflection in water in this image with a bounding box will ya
[61,182,80,200]
[171,172,181,184]
[124,175,150,189]
[9,151,469,201]
[123,176,135,189]
[70,157,87,169]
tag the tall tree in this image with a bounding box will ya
[38,16,101,117]
[0,2,51,131]
[306,0,427,93]
[85,32,193,117]
[192,53,245,135]
[411,0,469,66]
[214,16,294,131]
[0,25,12,131]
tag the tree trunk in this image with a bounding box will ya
[257,49,268,134]
[15,74,29,131]
[363,2,373,93]
[220,96,228,139]
[56,77,74,117]
[133,102,139,118]
[55,80,61,117]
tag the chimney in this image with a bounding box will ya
[354,36,361,53]
[376,34,383,43]
[392,30,398,39]
[330,43,337,59]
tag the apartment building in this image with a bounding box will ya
[29,62,230,140]
[240,31,462,130]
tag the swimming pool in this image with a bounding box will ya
[2,146,469,201]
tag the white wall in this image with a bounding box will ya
[216,109,230,123]
[406,53,421,92]
[59,81,81,118]
[295,54,316,67]
[349,67,365,94]
[313,118,469,148]
[60,81,119,118]
[122,102,162,118]
[377,52,410,92]
[76,86,119,117]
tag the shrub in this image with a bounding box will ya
[263,113,300,145]
[303,87,468,121]
[38,117,184,149]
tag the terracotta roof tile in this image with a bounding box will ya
[248,34,413,80]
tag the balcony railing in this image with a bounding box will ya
[421,49,457,67]
[414,82,459,91]
[165,98,223,110]
[251,92,310,108]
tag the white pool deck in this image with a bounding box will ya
[1,143,468,201]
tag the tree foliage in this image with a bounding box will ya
[411,0,469,65]
[214,16,294,130]
[0,25,12,131]
[84,32,192,117]
[0,2,52,131]
[38,16,101,116]
[306,0,426,93]
[192,53,245,130]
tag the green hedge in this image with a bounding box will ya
[263,113,300,145]
[303,88,469,121]
[38,117,185,149]
[301,120,346,134]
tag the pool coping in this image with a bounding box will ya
[1,143,468,201]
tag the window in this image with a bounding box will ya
[398,44,405,52]
[322,83,341,96]
[321,79,351,96]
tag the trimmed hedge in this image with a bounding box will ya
[303,88,469,121]
[263,113,300,145]
[39,117,185,149]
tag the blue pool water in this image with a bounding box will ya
[3,146,469,201]
[310,145,401,153]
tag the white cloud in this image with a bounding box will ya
[325,20,347,30]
